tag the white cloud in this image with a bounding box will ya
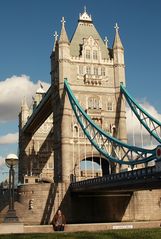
[0,75,50,122]
[0,132,18,145]
[126,100,161,147]
[0,156,5,166]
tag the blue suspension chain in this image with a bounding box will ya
[64,79,158,166]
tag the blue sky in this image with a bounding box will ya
[0,0,161,181]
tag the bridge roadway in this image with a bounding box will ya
[70,166,161,194]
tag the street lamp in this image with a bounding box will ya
[4,154,19,223]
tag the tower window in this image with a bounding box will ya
[93,50,98,60]
[88,96,100,109]
[94,67,99,76]
[86,50,90,59]
[107,102,113,111]
[101,67,106,76]
[86,66,91,75]
[73,124,79,138]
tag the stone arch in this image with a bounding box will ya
[79,155,110,178]
[73,124,79,138]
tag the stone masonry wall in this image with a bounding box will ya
[123,190,161,221]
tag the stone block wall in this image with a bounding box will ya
[123,190,161,221]
[1,184,161,224]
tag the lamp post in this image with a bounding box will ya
[4,154,19,223]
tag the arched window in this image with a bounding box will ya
[93,50,98,60]
[86,50,90,59]
[107,101,113,111]
[101,67,106,76]
[73,124,79,138]
[94,67,99,76]
[88,96,100,109]
[86,66,91,75]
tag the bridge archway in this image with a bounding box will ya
[79,156,110,179]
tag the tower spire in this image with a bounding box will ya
[21,96,29,111]
[20,96,29,127]
[113,22,123,49]
[53,31,58,51]
[59,16,69,43]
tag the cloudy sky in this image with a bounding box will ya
[0,0,161,181]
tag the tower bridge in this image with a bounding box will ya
[1,8,161,225]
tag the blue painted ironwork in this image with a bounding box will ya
[64,79,158,166]
[121,83,161,144]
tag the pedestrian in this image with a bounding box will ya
[52,209,66,231]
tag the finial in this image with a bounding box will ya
[114,22,119,31]
[61,16,66,27]
[53,31,58,51]
[40,83,43,89]
[104,36,108,48]
[79,6,92,22]
[54,31,58,42]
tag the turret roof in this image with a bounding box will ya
[59,17,69,44]
[70,9,109,59]
[113,23,124,50]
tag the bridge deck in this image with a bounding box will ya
[22,86,53,134]
[70,166,161,193]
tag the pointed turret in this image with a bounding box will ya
[58,16,70,60]
[58,16,70,94]
[20,97,29,128]
[53,31,58,51]
[59,17,69,44]
[21,97,29,111]
[33,83,45,109]
[113,23,126,146]
[50,31,59,84]
[113,23,125,67]
[113,23,124,50]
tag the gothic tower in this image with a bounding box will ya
[50,8,127,183]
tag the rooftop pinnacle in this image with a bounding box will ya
[113,22,124,50]
[59,16,69,43]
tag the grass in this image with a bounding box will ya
[0,228,161,239]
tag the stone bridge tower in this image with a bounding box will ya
[18,8,127,224]
[50,8,127,184]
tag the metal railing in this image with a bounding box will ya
[70,166,157,190]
